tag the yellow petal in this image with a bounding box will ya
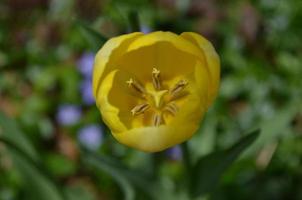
[194,59,212,108]
[97,70,155,133]
[97,70,205,152]
[93,31,219,152]
[126,31,205,62]
[180,32,220,107]
[93,32,143,98]
[112,125,197,152]
[115,41,202,83]
[96,70,130,133]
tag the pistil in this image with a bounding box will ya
[148,89,168,108]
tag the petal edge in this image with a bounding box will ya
[181,32,220,107]
[93,32,143,98]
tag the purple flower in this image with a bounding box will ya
[166,146,182,161]
[140,25,152,34]
[78,124,103,150]
[56,104,81,126]
[77,52,94,78]
[80,80,95,105]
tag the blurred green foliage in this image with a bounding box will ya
[0,0,302,200]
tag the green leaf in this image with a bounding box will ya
[65,185,96,200]
[45,153,77,177]
[0,112,64,200]
[0,112,38,161]
[257,102,297,148]
[81,149,157,200]
[190,129,260,198]
[74,20,108,52]
[10,149,65,200]
[83,154,135,200]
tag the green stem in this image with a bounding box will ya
[181,141,192,172]
[151,152,163,179]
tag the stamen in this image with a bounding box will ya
[131,103,150,116]
[164,102,179,115]
[169,79,188,97]
[126,78,146,94]
[152,113,162,126]
[152,68,161,90]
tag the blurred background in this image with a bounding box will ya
[0,0,302,200]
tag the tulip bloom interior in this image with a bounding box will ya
[93,31,220,152]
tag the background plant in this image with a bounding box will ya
[0,0,301,200]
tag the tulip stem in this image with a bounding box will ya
[181,141,193,177]
[151,152,163,179]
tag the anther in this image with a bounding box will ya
[152,113,163,126]
[152,68,161,90]
[164,102,179,115]
[169,79,188,97]
[126,78,146,94]
[131,103,150,116]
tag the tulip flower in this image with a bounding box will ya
[93,31,220,152]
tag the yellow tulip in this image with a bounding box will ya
[93,31,220,152]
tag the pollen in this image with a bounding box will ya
[131,103,150,116]
[126,78,146,95]
[127,68,188,126]
[169,79,188,98]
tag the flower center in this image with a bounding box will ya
[126,68,188,126]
